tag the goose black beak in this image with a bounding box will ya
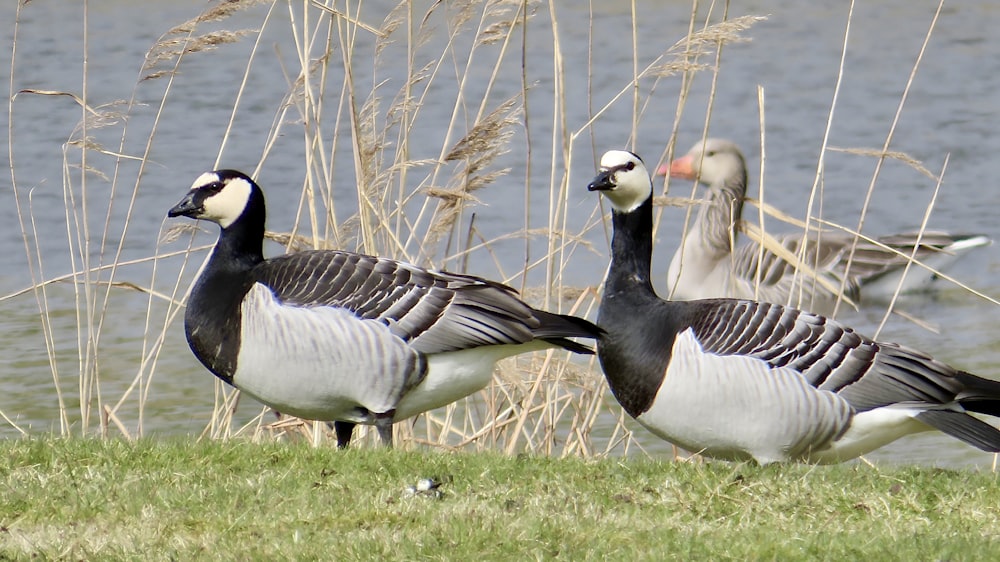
[168,191,203,218]
[587,169,616,192]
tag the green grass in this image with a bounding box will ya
[1,438,999,560]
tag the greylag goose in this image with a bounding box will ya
[660,138,990,315]
[168,170,602,448]
[589,150,1000,464]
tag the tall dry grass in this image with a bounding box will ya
[7,0,666,452]
[4,0,991,461]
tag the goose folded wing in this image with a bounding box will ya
[847,231,980,282]
[730,231,844,287]
[688,299,973,412]
[729,230,863,302]
[255,250,542,354]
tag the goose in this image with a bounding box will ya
[167,169,602,448]
[588,150,1000,464]
[659,138,990,315]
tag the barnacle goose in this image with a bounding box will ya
[659,138,990,315]
[168,169,602,448]
[589,150,1000,464]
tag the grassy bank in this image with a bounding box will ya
[1,438,998,560]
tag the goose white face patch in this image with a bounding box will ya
[191,171,221,190]
[599,150,653,213]
[197,173,253,229]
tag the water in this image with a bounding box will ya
[2,0,999,468]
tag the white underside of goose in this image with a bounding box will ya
[232,284,551,424]
[805,405,932,464]
[393,340,549,420]
[235,284,420,422]
[640,329,935,464]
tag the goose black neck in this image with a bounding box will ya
[184,189,266,384]
[606,196,655,296]
[598,194,676,420]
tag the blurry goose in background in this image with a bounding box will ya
[658,138,990,316]
[589,150,1000,464]
[168,170,602,448]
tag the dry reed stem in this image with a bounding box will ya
[428,96,522,238]
[737,221,858,309]
[872,154,949,338]
[652,14,766,78]
[50,0,262,437]
[809,217,1000,309]
[828,0,945,319]
[827,146,938,181]
[144,30,257,70]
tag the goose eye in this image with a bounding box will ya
[705,151,716,157]
[625,161,636,171]
[204,181,226,195]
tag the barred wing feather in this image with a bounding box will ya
[730,230,859,294]
[731,229,986,298]
[254,250,544,354]
[689,300,969,411]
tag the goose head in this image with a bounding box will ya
[168,169,263,229]
[587,150,653,213]
[656,138,747,186]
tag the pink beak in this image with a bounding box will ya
[656,154,696,180]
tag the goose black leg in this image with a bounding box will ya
[374,411,395,448]
[333,421,356,449]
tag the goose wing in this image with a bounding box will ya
[687,299,1000,450]
[254,250,549,354]
[853,230,990,283]
[733,229,988,295]
[689,299,961,407]
[730,230,861,304]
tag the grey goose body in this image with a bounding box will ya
[169,170,601,447]
[661,138,990,315]
[590,150,1000,464]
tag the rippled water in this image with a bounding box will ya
[2,0,999,467]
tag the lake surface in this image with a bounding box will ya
[2,0,999,468]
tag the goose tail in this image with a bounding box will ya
[913,370,1000,452]
[914,410,1000,452]
[531,310,604,355]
